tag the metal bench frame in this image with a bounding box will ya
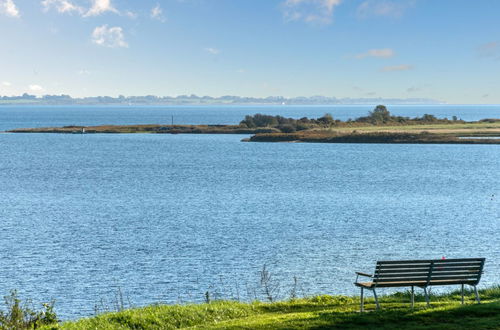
[354,258,485,312]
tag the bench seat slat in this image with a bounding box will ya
[375,277,431,282]
[375,271,481,277]
[376,265,431,270]
[373,272,481,279]
[375,265,430,271]
[432,262,483,267]
[431,270,482,275]
[375,272,430,277]
[377,258,484,264]
[377,261,432,265]
[375,275,479,283]
[355,279,478,288]
[376,267,482,273]
[376,268,431,273]
[377,262,482,269]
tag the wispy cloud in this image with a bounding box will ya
[85,0,118,17]
[77,69,90,75]
[381,64,413,72]
[478,41,500,60]
[124,10,137,19]
[282,0,342,24]
[357,0,415,18]
[356,48,394,59]
[41,0,84,14]
[204,47,220,55]
[29,84,44,91]
[2,81,12,86]
[151,3,165,22]
[92,25,128,48]
[0,0,20,17]
[407,86,421,92]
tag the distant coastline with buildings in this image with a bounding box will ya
[0,94,443,106]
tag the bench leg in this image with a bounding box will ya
[411,286,414,309]
[461,284,464,305]
[423,287,430,307]
[373,289,380,310]
[474,286,481,304]
[360,287,364,312]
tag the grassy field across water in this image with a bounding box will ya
[41,287,500,329]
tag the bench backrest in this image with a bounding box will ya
[373,258,485,286]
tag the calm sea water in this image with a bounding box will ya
[1,104,500,131]
[0,105,499,319]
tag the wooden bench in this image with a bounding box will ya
[354,258,485,311]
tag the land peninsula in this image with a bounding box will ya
[7,106,500,144]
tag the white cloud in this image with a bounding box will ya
[2,81,12,86]
[151,4,165,22]
[356,48,394,59]
[92,25,128,48]
[357,0,415,18]
[85,0,118,17]
[41,0,84,14]
[42,0,125,17]
[29,84,44,91]
[282,0,342,24]
[381,64,413,72]
[77,69,90,75]
[205,47,220,55]
[0,0,20,17]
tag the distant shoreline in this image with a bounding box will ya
[0,94,444,106]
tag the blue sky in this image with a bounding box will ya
[0,0,499,103]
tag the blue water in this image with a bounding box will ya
[0,105,499,319]
[1,104,500,131]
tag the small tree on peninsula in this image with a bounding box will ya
[368,105,391,123]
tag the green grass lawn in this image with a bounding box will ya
[43,287,500,329]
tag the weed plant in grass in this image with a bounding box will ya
[0,290,57,330]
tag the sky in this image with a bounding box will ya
[0,0,499,104]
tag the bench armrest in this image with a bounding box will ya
[355,272,372,278]
[355,271,373,283]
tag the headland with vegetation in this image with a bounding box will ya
[6,105,500,144]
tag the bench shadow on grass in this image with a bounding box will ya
[291,301,500,330]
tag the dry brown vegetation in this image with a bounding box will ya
[7,124,279,135]
[247,130,500,144]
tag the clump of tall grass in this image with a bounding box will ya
[0,290,57,329]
